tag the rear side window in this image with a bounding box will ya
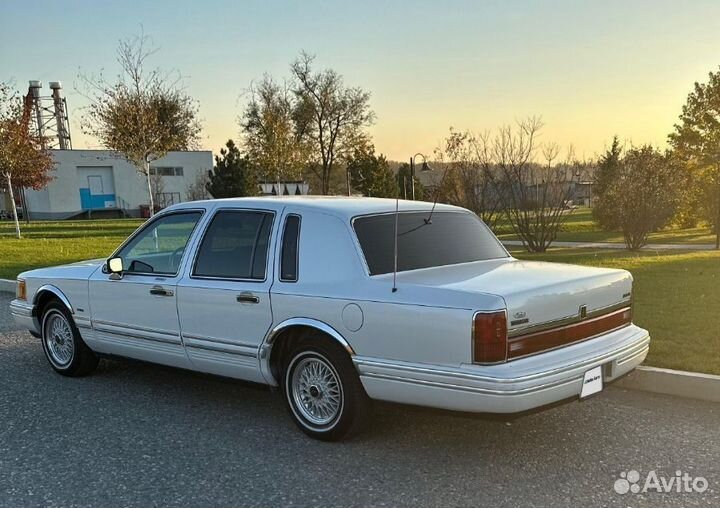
[193,210,274,280]
[280,215,301,281]
[353,211,508,275]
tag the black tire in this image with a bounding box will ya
[282,336,371,441]
[40,301,98,377]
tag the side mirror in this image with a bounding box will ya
[107,257,123,279]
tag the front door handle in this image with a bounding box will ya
[149,286,174,297]
[236,293,260,304]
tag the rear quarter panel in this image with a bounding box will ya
[270,209,500,367]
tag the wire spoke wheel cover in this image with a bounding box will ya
[43,310,75,367]
[289,353,344,428]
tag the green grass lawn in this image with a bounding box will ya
[495,207,717,244]
[512,248,720,376]
[0,219,144,280]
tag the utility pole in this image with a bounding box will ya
[409,157,416,200]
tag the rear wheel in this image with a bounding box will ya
[41,301,98,376]
[282,338,371,441]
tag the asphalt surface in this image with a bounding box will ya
[1,294,719,508]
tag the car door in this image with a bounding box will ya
[88,210,204,368]
[176,208,276,383]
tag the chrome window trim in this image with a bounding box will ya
[278,213,301,283]
[189,207,276,283]
[107,209,206,278]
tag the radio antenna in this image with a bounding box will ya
[392,194,399,292]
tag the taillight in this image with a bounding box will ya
[473,310,508,363]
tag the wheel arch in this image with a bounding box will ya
[260,318,355,386]
[33,284,74,318]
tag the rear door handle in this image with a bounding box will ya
[236,293,260,304]
[149,286,174,297]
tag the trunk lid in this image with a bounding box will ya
[394,258,633,335]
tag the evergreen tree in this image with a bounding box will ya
[207,140,258,198]
[347,145,398,198]
[669,67,720,247]
[592,136,623,230]
[396,163,425,200]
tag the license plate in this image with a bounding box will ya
[580,365,603,398]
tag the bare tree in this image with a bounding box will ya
[484,117,581,252]
[240,76,309,186]
[150,170,165,207]
[186,170,211,201]
[80,31,201,216]
[0,82,54,238]
[291,52,375,194]
[434,128,503,229]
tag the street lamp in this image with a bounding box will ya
[409,153,432,200]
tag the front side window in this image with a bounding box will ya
[353,211,508,275]
[193,210,273,280]
[118,212,202,275]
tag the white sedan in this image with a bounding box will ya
[10,197,650,440]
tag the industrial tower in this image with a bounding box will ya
[23,80,72,150]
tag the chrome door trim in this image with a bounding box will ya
[93,326,181,345]
[184,341,258,358]
[182,333,257,349]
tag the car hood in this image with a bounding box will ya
[19,258,106,281]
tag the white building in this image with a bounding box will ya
[9,149,212,220]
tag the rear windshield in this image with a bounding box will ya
[353,211,508,275]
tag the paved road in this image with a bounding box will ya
[501,240,717,251]
[1,298,719,507]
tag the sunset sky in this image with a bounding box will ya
[3,0,720,161]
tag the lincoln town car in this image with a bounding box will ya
[10,197,650,440]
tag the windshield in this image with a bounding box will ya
[353,211,508,276]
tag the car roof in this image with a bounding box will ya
[169,196,466,220]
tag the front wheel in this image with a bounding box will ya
[283,340,370,441]
[41,301,98,376]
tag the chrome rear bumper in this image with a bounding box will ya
[355,324,650,414]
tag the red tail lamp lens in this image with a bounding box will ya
[473,311,508,363]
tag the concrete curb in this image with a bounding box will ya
[616,366,720,403]
[0,279,14,294]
